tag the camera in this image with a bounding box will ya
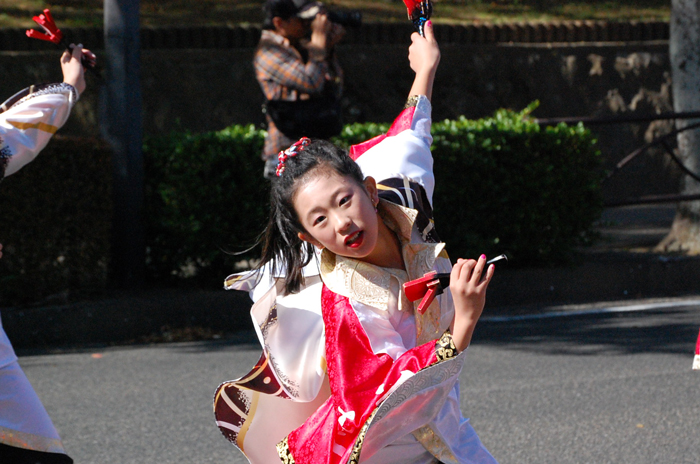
[327,10,362,28]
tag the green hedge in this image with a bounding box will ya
[143,124,268,285]
[0,106,603,305]
[0,136,112,306]
[145,104,603,283]
[431,105,604,263]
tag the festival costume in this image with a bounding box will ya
[214,96,496,464]
[254,29,343,168]
[0,82,77,464]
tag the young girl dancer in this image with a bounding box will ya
[215,22,497,464]
[0,44,94,464]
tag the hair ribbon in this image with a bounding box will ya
[276,137,311,177]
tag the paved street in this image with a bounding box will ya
[18,298,700,464]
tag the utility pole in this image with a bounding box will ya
[657,0,700,253]
[101,0,144,287]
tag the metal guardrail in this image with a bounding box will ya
[536,112,700,208]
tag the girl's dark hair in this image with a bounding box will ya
[257,139,365,295]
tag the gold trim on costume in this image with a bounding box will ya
[238,356,269,384]
[238,391,259,453]
[404,95,421,109]
[277,436,296,464]
[7,120,59,134]
[219,387,248,420]
[436,331,459,362]
[319,200,449,345]
[314,199,460,464]
[224,274,243,287]
[412,424,459,464]
[0,425,66,454]
[348,409,377,464]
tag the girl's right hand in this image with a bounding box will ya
[61,44,96,96]
[408,20,440,77]
[449,255,494,351]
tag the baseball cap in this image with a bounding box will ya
[294,0,323,19]
[263,0,323,25]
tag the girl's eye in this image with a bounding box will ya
[339,195,351,206]
[313,215,326,226]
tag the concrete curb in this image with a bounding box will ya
[4,251,700,350]
[487,251,700,308]
[3,288,252,350]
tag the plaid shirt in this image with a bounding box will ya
[254,29,343,160]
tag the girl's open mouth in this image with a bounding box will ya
[345,230,364,248]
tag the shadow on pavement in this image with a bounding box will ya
[474,308,699,356]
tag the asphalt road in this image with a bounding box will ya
[18,298,700,464]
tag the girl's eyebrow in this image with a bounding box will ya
[304,186,347,219]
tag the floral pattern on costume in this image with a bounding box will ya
[404,95,421,109]
[0,139,11,178]
[281,286,451,464]
[277,437,296,464]
[12,83,78,110]
[436,331,459,362]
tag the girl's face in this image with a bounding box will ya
[295,170,380,260]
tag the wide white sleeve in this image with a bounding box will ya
[252,277,326,402]
[0,83,78,178]
[355,96,435,205]
[226,270,327,402]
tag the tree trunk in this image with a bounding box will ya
[657,0,700,253]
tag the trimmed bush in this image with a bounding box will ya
[144,104,602,283]
[0,136,112,306]
[143,124,268,285]
[430,105,603,264]
[333,104,604,265]
[0,105,603,305]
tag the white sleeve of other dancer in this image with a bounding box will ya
[354,96,435,205]
[0,83,78,178]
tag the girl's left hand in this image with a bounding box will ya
[449,255,494,351]
[408,20,440,76]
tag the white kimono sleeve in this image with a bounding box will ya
[224,268,327,402]
[353,95,435,205]
[0,83,78,178]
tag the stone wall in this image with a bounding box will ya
[0,22,679,201]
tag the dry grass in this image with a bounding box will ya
[2,0,670,29]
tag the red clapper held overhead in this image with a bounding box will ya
[402,0,433,36]
[403,255,507,314]
[26,9,64,45]
[26,9,96,73]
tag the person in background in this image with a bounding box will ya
[0,44,95,464]
[255,0,345,178]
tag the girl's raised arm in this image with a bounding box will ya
[407,20,440,101]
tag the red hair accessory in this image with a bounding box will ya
[26,9,64,45]
[276,137,311,177]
